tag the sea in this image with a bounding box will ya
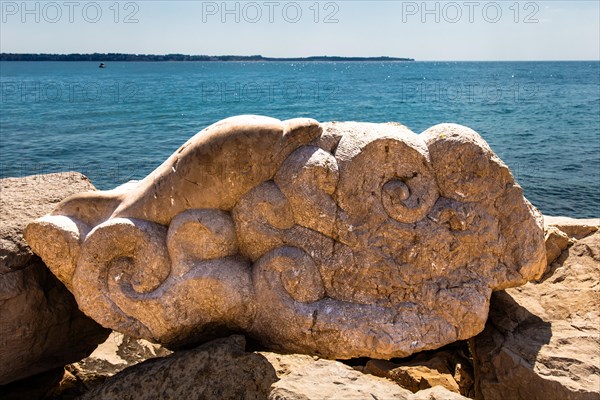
[0,61,598,218]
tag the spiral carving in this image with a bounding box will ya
[73,218,170,337]
[25,116,546,357]
[334,122,439,225]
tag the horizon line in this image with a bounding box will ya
[1,53,599,62]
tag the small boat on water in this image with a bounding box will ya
[99,63,106,68]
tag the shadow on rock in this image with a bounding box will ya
[472,228,600,400]
[79,335,277,400]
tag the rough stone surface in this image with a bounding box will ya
[544,215,599,239]
[545,226,571,265]
[264,352,413,399]
[410,387,471,400]
[472,220,600,400]
[0,173,110,385]
[365,354,462,394]
[57,335,469,400]
[76,331,172,374]
[57,331,174,398]
[25,116,546,359]
[263,352,469,400]
[0,172,96,271]
[363,341,475,397]
[81,335,277,400]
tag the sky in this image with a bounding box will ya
[0,1,599,61]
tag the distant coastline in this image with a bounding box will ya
[0,53,414,62]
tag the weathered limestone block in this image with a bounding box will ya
[0,173,110,385]
[472,222,600,400]
[25,115,546,359]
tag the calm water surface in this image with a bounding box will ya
[1,61,598,217]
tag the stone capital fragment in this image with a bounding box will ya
[25,115,546,358]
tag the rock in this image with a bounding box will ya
[264,351,470,400]
[453,361,475,398]
[545,226,570,265]
[52,369,80,398]
[0,172,96,271]
[410,386,471,400]
[544,216,599,239]
[78,331,173,374]
[70,336,468,400]
[365,356,460,394]
[363,343,474,396]
[0,368,65,400]
[81,335,277,400]
[0,173,110,385]
[472,221,600,400]
[56,331,173,398]
[264,352,412,399]
[25,116,546,359]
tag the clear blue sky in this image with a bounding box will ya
[1,1,598,60]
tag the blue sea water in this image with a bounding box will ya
[0,61,598,218]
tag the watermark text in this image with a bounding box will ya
[200,1,339,23]
[1,1,140,23]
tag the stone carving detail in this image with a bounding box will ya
[25,116,546,359]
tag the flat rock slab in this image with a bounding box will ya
[543,215,599,239]
[25,116,546,359]
[0,173,110,385]
[262,351,469,400]
[472,220,600,400]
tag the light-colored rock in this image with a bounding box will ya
[544,215,599,239]
[0,173,110,385]
[85,331,172,368]
[363,344,475,397]
[263,351,469,400]
[264,352,414,399]
[81,335,277,400]
[410,386,471,400]
[472,221,600,400]
[0,172,96,271]
[545,226,571,265]
[25,116,546,359]
[365,356,460,394]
